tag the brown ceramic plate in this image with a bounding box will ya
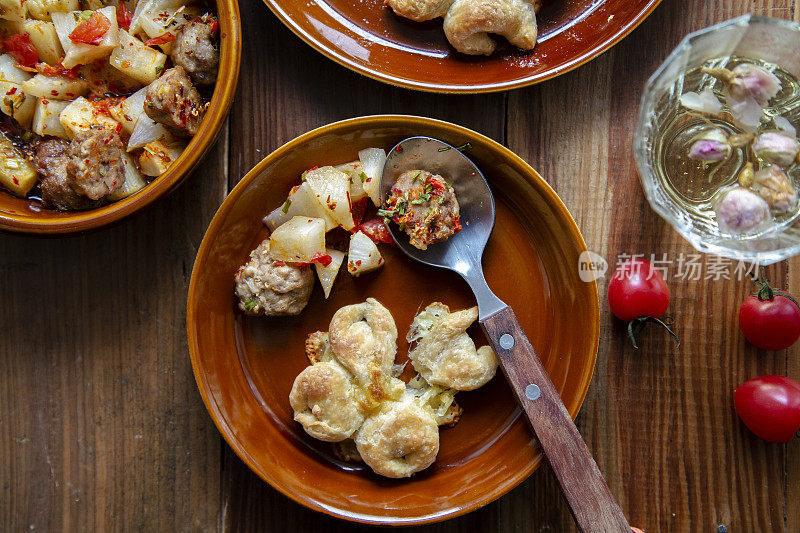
[261,0,661,93]
[187,115,599,525]
[0,1,242,234]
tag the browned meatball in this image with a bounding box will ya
[171,19,219,87]
[234,239,314,316]
[66,127,125,200]
[144,66,206,136]
[36,138,102,211]
[381,170,461,250]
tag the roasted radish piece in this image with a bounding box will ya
[358,147,386,206]
[263,182,337,231]
[269,216,327,263]
[347,230,384,276]
[335,160,369,203]
[0,132,37,196]
[314,249,345,299]
[303,166,356,230]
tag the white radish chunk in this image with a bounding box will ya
[358,147,386,206]
[314,249,345,299]
[269,216,326,264]
[303,166,356,230]
[347,230,384,276]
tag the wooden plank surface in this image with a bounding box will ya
[2,0,799,531]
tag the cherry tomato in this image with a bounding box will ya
[734,375,800,443]
[2,34,39,68]
[350,197,369,226]
[608,258,678,348]
[739,278,800,351]
[359,218,393,244]
[609,258,669,320]
[116,4,133,31]
[69,12,111,45]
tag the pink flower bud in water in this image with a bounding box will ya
[729,64,782,106]
[752,131,800,167]
[753,165,798,213]
[688,129,731,161]
[714,187,771,234]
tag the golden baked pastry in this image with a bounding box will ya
[386,0,540,56]
[289,298,495,478]
[289,361,366,442]
[354,395,440,478]
[329,298,398,404]
[407,303,498,391]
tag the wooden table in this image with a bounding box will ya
[2,0,798,530]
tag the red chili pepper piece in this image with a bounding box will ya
[116,4,133,31]
[144,33,177,47]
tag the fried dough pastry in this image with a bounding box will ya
[289,299,495,478]
[355,396,440,478]
[444,0,538,55]
[408,303,498,390]
[386,0,540,56]
[329,298,398,403]
[289,361,365,442]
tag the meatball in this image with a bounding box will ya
[35,136,112,211]
[382,170,461,250]
[170,19,219,87]
[234,238,314,316]
[39,128,125,209]
[66,127,125,200]
[144,66,206,136]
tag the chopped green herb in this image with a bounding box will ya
[437,142,472,152]
[411,199,424,205]
[412,171,422,182]
[359,172,368,183]
[301,170,308,181]
[377,208,394,218]
[155,65,164,75]
[243,298,256,312]
[281,198,292,214]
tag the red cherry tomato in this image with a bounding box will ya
[608,258,669,320]
[608,258,677,349]
[739,278,800,351]
[2,34,39,68]
[359,218,393,244]
[734,375,800,443]
[350,197,369,226]
[69,12,111,45]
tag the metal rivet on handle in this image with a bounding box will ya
[525,384,541,401]
[499,333,514,350]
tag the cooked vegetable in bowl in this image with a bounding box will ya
[0,0,240,232]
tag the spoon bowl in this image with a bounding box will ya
[381,137,631,533]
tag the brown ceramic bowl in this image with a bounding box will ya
[0,2,242,234]
[261,0,661,93]
[187,115,599,525]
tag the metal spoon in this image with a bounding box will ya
[381,137,630,533]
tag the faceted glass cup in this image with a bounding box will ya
[634,15,800,265]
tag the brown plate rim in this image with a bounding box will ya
[186,114,600,525]
[0,0,243,234]
[260,0,662,94]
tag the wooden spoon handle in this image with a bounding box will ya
[481,306,630,533]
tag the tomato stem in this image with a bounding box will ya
[753,270,800,308]
[627,316,681,349]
